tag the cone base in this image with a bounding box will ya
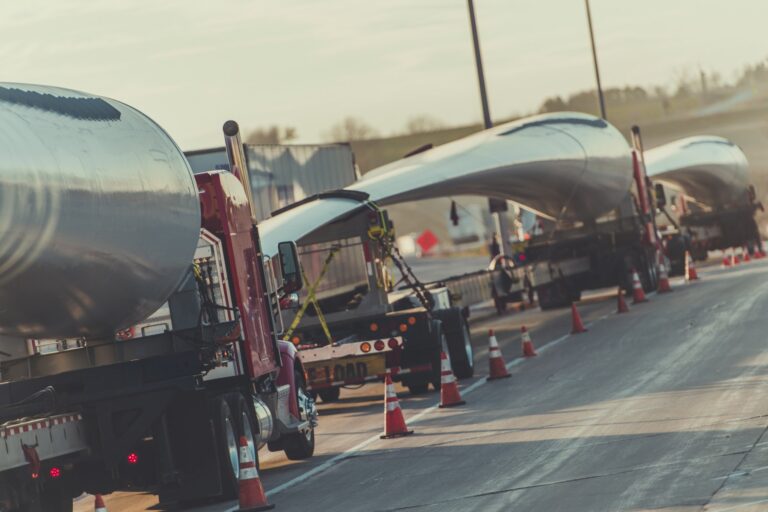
[523,352,538,358]
[238,504,275,512]
[487,373,511,381]
[571,328,588,334]
[632,299,648,304]
[380,429,414,439]
[439,400,466,408]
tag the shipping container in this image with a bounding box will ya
[185,143,359,221]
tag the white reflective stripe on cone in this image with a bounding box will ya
[240,467,259,480]
[239,446,253,463]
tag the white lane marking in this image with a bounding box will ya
[715,498,768,511]
[266,314,606,497]
[711,464,768,481]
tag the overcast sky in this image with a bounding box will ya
[2,1,766,149]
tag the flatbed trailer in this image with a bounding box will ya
[519,129,661,308]
[277,206,475,400]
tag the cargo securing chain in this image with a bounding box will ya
[366,203,435,314]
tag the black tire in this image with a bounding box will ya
[233,393,259,472]
[430,320,446,391]
[537,281,572,310]
[436,309,474,379]
[318,387,341,403]
[40,483,72,512]
[209,396,240,500]
[639,252,658,293]
[283,370,316,460]
[406,379,430,395]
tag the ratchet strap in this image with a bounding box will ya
[283,246,339,344]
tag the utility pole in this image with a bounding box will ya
[467,0,512,256]
[584,0,607,119]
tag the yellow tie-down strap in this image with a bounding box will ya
[283,246,339,345]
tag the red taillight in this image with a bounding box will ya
[399,323,408,333]
[374,340,385,351]
[370,322,379,332]
[407,316,416,326]
[388,338,399,349]
[49,467,61,479]
[127,452,139,465]
[360,342,371,353]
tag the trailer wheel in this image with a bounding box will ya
[209,396,240,500]
[283,370,316,460]
[39,483,72,512]
[318,387,341,403]
[434,308,474,379]
[430,320,447,391]
[537,281,574,310]
[406,380,430,395]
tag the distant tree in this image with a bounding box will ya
[324,117,378,142]
[538,96,567,113]
[245,125,298,144]
[672,67,696,98]
[404,115,445,134]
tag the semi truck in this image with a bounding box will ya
[644,136,762,273]
[0,84,316,511]
[276,204,475,399]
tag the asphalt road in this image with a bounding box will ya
[77,257,768,511]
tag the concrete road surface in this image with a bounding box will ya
[77,258,768,511]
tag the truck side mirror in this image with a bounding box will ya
[654,183,667,208]
[278,241,303,293]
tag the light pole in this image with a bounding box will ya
[584,0,607,119]
[467,0,512,256]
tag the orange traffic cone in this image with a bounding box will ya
[487,329,511,380]
[733,250,741,265]
[236,436,274,511]
[617,287,629,313]
[686,251,699,281]
[381,370,414,438]
[94,495,107,512]
[438,352,465,408]
[657,261,672,293]
[521,326,537,357]
[743,247,751,262]
[570,303,587,334]
[630,268,648,304]
[722,253,732,267]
